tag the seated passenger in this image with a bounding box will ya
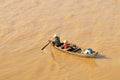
[63,40,69,49]
[84,48,93,54]
[88,48,93,54]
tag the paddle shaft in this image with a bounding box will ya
[41,41,51,50]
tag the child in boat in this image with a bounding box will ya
[62,40,76,51]
[63,40,69,49]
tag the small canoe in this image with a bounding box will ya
[50,42,98,58]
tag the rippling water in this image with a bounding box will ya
[0,0,120,80]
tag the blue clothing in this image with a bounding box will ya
[88,48,92,54]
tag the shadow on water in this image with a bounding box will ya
[95,53,111,59]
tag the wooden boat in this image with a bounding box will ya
[50,42,98,58]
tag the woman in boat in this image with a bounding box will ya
[84,48,93,54]
[53,34,61,47]
[88,48,93,54]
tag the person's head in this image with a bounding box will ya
[64,40,68,43]
[53,34,57,38]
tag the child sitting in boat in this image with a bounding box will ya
[63,40,69,49]
[61,40,77,52]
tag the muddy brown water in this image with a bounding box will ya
[0,0,120,80]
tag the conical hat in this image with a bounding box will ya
[53,34,57,38]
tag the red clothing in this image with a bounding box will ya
[63,43,69,49]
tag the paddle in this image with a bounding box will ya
[41,40,51,50]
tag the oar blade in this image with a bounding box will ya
[41,41,51,50]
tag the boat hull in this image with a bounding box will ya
[50,43,98,58]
